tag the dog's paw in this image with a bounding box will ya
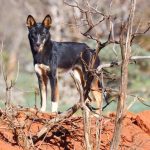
[51,102,58,113]
[40,107,46,112]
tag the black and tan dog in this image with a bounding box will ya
[26,15,101,112]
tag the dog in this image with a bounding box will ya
[26,14,102,112]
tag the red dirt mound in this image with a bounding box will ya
[0,109,149,150]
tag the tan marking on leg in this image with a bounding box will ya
[73,67,85,87]
[35,64,50,75]
[40,69,48,112]
[40,64,50,72]
[91,78,102,113]
[35,64,42,75]
[73,69,81,83]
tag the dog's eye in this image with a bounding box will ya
[30,33,35,38]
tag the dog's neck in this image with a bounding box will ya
[44,39,53,52]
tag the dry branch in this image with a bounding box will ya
[96,55,150,74]
[110,0,136,149]
[131,23,150,43]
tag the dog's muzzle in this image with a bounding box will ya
[34,43,43,52]
[35,39,46,52]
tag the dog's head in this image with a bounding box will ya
[26,15,52,53]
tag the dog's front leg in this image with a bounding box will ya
[36,73,48,112]
[49,73,59,112]
[35,64,48,112]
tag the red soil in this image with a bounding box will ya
[0,110,149,150]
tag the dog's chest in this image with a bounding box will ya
[34,64,50,76]
[34,63,71,76]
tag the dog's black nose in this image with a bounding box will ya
[36,43,40,47]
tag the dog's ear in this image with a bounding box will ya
[42,15,52,29]
[26,15,36,29]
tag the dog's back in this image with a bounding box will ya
[51,41,100,71]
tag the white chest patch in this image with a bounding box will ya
[34,64,50,75]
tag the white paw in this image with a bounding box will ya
[40,107,46,112]
[51,102,58,112]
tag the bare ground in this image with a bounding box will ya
[0,109,150,150]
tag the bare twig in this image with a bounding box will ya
[64,0,108,42]
[130,95,150,107]
[131,23,150,43]
[126,96,137,111]
[96,55,150,73]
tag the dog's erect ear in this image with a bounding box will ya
[26,15,36,28]
[42,15,52,29]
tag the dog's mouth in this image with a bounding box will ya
[35,44,44,52]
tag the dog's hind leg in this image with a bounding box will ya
[91,77,102,113]
[72,67,84,86]
[49,74,59,113]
